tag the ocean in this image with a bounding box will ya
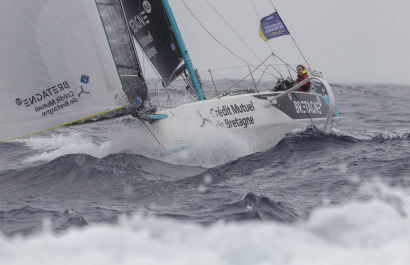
[1,82,409,264]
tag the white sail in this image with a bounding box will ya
[0,0,126,142]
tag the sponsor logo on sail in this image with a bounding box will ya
[16,81,70,107]
[35,86,87,117]
[81,75,90,84]
[139,31,154,48]
[143,1,152,13]
[76,86,91,100]
[14,81,91,118]
[134,97,142,107]
[146,47,158,58]
[129,3,151,33]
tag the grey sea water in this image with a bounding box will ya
[0,82,409,264]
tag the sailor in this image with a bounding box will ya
[295,65,311,92]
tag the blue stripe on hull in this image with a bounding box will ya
[147,114,168,120]
[322,97,340,117]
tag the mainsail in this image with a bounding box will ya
[120,0,184,86]
[0,0,129,141]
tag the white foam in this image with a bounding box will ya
[332,127,410,141]
[97,116,255,167]
[16,117,254,168]
[2,185,410,265]
[14,118,159,165]
[16,120,408,168]
[18,132,111,163]
[159,125,254,167]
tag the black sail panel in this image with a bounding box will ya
[120,0,183,86]
[96,0,148,103]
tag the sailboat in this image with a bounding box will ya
[0,0,339,160]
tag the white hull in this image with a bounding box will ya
[148,90,338,160]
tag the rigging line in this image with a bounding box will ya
[210,66,255,84]
[266,64,282,78]
[142,47,146,77]
[268,0,311,69]
[267,44,283,77]
[181,0,252,66]
[198,63,290,73]
[210,65,277,82]
[137,117,167,151]
[211,72,240,90]
[206,0,263,63]
[209,63,281,80]
[208,69,240,85]
[182,0,281,82]
[211,54,272,98]
[286,64,293,80]
[268,0,277,10]
[274,54,298,74]
[161,1,186,61]
[200,66,278,80]
[256,64,278,86]
[167,85,191,97]
[289,33,311,69]
[293,92,318,129]
[137,42,164,83]
[249,0,282,77]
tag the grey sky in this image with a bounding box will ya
[152,0,410,85]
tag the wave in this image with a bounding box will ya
[172,125,409,179]
[1,186,410,265]
[331,128,410,142]
[11,117,254,168]
[0,206,87,236]
[0,153,204,198]
[242,192,299,223]
[51,208,88,233]
[288,126,410,143]
[9,120,409,172]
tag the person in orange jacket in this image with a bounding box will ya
[295,65,311,92]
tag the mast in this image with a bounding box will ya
[161,0,205,101]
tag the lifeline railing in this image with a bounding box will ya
[267,77,336,133]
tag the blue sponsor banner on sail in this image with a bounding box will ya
[259,12,289,41]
